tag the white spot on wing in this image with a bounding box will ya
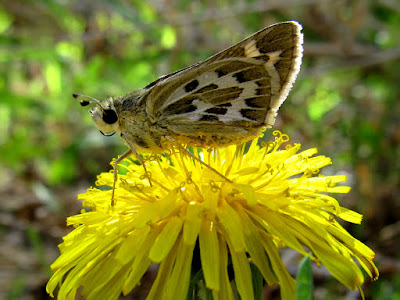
[161,71,219,111]
[264,51,282,93]
[244,39,262,58]
[264,22,304,126]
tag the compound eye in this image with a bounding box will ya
[102,109,118,124]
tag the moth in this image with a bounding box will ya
[74,21,303,205]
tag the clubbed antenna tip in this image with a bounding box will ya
[73,93,103,108]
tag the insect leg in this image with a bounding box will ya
[111,149,132,206]
[120,133,153,187]
[164,135,233,183]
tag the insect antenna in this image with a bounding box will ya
[73,93,104,109]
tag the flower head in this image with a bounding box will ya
[47,131,378,299]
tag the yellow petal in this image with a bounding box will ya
[149,216,183,263]
[217,202,245,251]
[199,219,220,290]
[226,238,254,300]
[183,202,202,245]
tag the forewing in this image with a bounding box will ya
[143,21,303,131]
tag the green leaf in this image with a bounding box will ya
[0,6,13,34]
[296,253,313,300]
[250,263,264,300]
[161,25,177,49]
[307,80,341,122]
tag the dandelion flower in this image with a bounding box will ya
[47,131,378,299]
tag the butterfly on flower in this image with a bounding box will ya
[74,21,304,205]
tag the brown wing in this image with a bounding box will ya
[142,21,303,134]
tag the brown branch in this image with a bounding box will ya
[163,0,334,25]
[304,46,400,76]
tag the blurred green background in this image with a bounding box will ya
[1,0,399,299]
